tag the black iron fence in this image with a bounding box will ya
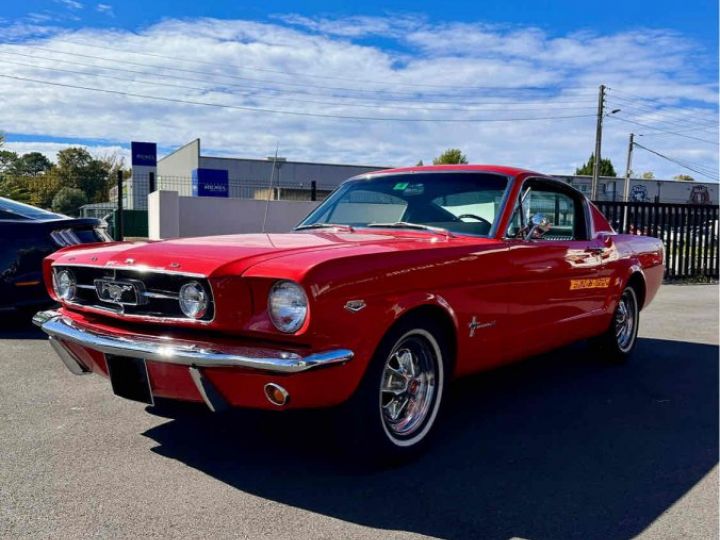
[594,201,719,281]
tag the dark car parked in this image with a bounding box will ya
[0,197,111,314]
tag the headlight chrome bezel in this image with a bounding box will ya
[178,280,210,320]
[268,280,309,334]
[53,269,77,301]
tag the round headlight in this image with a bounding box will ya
[179,281,209,319]
[53,270,76,301]
[268,280,308,333]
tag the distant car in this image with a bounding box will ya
[33,166,663,461]
[0,197,111,314]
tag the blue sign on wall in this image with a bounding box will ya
[131,141,157,167]
[192,168,229,198]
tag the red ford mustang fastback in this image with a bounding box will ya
[34,165,663,461]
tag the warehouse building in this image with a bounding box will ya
[115,138,717,209]
[554,175,718,205]
[156,139,389,201]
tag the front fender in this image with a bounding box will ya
[309,289,459,396]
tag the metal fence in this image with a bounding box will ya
[153,176,336,204]
[594,201,719,281]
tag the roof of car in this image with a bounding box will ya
[0,196,64,221]
[366,164,544,177]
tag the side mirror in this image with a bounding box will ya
[525,213,551,240]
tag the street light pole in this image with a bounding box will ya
[591,84,606,201]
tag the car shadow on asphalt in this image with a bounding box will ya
[0,313,46,339]
[142,337,718,540]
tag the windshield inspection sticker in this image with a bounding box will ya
[393,182,409,191]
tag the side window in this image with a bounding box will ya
[507,182,584,241]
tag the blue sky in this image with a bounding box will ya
[0,0,717,179]
[6,0,718,50]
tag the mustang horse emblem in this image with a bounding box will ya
[95,280,136,304]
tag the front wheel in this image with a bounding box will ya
[340,318,449,464]
[593,285,640,363]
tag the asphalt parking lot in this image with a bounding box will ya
[1,285,717,539]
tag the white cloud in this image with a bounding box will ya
[96,4,114,16]
[54,0,84,10]
[0,15,716,180]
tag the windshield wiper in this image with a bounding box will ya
[295,223,355,232]
[366,222,453,237]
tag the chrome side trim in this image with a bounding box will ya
[48,336,91,375]
[34,310,354,374]
[188,366,229,412]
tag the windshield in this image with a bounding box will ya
[297,172,509,237]
[0,197,63,221]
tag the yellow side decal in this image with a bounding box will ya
[570,277,611,290]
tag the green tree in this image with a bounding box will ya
[433,148,468,165]
[12,152,53,176]
[673,174,695,181]
[0,150,18,175]
[575,153,617,177]
[641,171,655,179]
[51,187,87,216]
[416,160,424,166]
[56,147,111,203]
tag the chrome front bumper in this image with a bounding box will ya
[33,310,354,374]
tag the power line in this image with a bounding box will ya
[48,38,598,93]
[0,73,599,123]
[610,87,718,111]
[12,43,593,100]
[0,49,598,109]
[0,55,597,114]
[606,101,718,132]
[608,94,718,129]
[634,142,718,180]
[608,115,718,145]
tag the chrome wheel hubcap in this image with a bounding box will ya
[380,334,437,438]
[615,289,637,352]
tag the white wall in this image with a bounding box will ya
[157,139,200,180]
[148,190,319,239]
[148,191,180,239]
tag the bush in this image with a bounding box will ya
[51,187,87,217]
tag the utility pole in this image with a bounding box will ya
[590,84,606,201]
[623,133,635,203]
[622,132,635,231]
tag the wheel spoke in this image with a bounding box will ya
[396,350,414,374]
[381,371,406,395]
[616,323,624,338]
[383,396,409,421]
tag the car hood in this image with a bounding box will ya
[50,230,500,277]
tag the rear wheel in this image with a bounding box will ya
[341,318,449,464]
[593,285,640,363]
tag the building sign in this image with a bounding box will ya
[688,185,711,205]
[131,141,157,167]
[631,184,649,202]
[192,168,229,197]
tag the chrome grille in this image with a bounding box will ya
[54,265,214,321]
